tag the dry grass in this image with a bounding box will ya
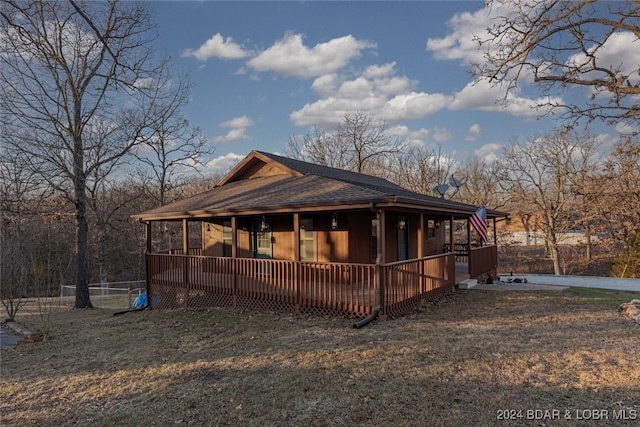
[1,288,639,426]
[499,245,614,276]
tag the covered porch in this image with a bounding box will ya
[141,210,499,319]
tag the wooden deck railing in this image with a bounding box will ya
[469,245,498,279]
[146,253,457,319]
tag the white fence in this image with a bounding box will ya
[60,281,146,309]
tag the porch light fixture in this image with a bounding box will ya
[397,217,407,230]
[435,220,441,228]
[260,215,269,232]
[331,212,338,230]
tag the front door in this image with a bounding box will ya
[252,219,272,259]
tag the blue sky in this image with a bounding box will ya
[149,1,628,175]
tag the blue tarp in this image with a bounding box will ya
[133,292,148,308]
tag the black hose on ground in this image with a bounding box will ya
[353,306,380,329]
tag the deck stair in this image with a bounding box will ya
[458,278,478,289]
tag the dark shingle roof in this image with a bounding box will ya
[255,151,408,193]
[134,151,508,220]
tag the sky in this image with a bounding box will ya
[148,1,630,176]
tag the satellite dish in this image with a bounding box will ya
[434,184,449,197]
[449,171,468,189]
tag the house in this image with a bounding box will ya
[133,150,508,319]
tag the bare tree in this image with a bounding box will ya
[1,149,74,317]
[390,145,455,196]
[457,155,506,208]
[0,1,178,308]
[134,73,215,207]
[287,126,349,170]
[475,0,640,126]
[596,138,640,241]
[287,111,403,176]
[497,129,600,275]
[338,111,403,175]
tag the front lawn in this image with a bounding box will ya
[1,288,639,426]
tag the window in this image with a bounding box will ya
[222,220,232,257]
[300,217,315,261]
[427,220,436,238]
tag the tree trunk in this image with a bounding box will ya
[73,139,93,309]
[74,200,92,308]
[549,241,561,276]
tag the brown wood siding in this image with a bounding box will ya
[408,213,419,259]
[424,221,446,255]
[271,215,295,261]
[203,221,224,257]
[237,218,252,258]
[385,212,398,262]
[202,212,448,262]
[316,213,348,263]
[347,211,374,264]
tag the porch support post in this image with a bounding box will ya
[449,216,455,286]
[417,213,424,259]
[144,221,152,308]
[493,217,497,245]
[449,216,454,252]
[379,209,386,264]
[418,213,425,294]
[231,216,238,307]
[145,221,152,253]
[293,213,300,262]
[182,219,189,254]
[466,217,472,279]
[377,209,386,319]
[293,213,300,314]
[231,216,238,258]
[182,219,189,290]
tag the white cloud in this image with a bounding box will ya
[475,142,503,163]
[451,79,560,118]
[213,128,250,143]
[204,152,245,175]
[220,116,254,128]
[291,62,450,126]
[311,74,338,96]
[465,123,482,141]
[388,125,431,148]
[213,115,255,143]
[247,33,376,78]
[432,127,452,143]
[426,6,500,65]
[385,92,451,122]
[182,33,249,61]
[615,122,638,135]
[567,31,640,86]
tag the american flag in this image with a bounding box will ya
[470,206,488,244]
